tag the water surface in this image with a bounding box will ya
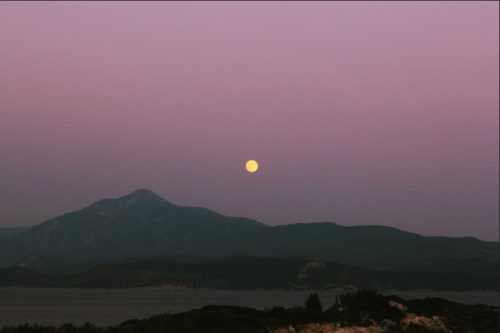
[0,288,497,327]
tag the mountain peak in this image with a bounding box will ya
[122,189,168,205]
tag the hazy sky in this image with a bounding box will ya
[1,2,498,241]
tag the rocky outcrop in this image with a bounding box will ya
[388,300,407,312]
[271,322,386,333]
[297,261,325,279]
[400,313,450,332]
[270,311,451,332]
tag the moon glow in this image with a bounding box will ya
[246,160,258,172]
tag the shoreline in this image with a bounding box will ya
[2,286,498,293]
[1,292,498,332]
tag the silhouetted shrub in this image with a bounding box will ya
[304,292,322,311]
[268,306,285,315]
[328,288,406,323]
[272,307,326,325]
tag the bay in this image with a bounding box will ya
[0,288,497,327]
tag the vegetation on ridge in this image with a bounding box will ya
[1,255,497,292]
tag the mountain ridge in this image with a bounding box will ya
[0,226,32,237]
[194,222,498,269]
[0,189,266,267]
[0,189,497,271]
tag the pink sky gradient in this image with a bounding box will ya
[0,2,498,240]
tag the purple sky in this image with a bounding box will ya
[0,2,498,241]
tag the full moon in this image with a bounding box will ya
[246,160,258,172]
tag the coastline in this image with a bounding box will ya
[128,285,499,293]
[3,285,498,293]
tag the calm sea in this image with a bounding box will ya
[0,288,498,327]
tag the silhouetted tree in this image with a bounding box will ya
[304,292,322,311]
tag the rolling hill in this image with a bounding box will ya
[1,255,497,292]
[1,189,497,271]
[194,222,499,269]
[0,189,266,267]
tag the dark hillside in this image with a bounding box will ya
[2,255,497,292]
[0,190,497,271]
[0,189,266,268]
[197,222,499,269]
[394,257,499,275]
[0,226,31,237]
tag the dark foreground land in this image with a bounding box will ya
[1,289,498,333]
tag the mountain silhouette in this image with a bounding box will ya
[0,189,497,271]
[193,222,499,269]
[0,189,266,267]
